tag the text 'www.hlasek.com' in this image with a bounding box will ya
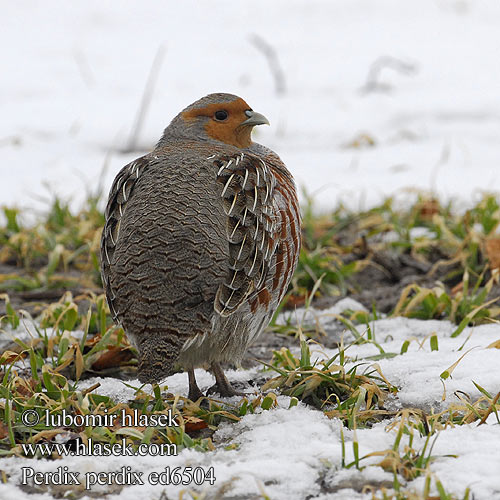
[19,408,216,490]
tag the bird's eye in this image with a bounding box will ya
[214,110,229,121]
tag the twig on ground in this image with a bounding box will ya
[249,34,286,95]
[360,56,417,94]
[73,48,95,88]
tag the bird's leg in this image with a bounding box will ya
[207,362,246,397]
[187,368,204,401]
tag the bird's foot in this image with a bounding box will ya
[207,361,247,398]
[188,387,205,402]
[206,383,247,398]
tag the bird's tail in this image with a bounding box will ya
[136,336,182,384]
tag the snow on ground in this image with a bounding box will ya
[285,301,500,410]
[2,0,500,216]
[2,1,500,499]
[2,302,500,499]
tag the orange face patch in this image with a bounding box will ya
[182,98,254,148]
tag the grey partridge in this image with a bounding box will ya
[101,93,301,400]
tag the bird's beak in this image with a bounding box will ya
[241,110,270,127]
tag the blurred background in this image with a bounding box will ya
[2,0,500,214]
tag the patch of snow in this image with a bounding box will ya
[2,1,500,216]
[76,366,265,403]
[278,297,369,340]
[381,226,436,243]
[0,319,83,355]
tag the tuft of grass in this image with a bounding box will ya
[1,292,133,380]
[262,336,396,427]
[287,191,500,326]
[391,268,500,331]
[0,367,215,458]
[0,196,104,291]
[340,409,472,500]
